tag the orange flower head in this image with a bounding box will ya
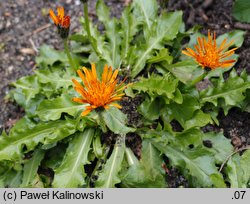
[49,7,70,38]
[182,31,238,70]
[72,64,129,116]
[49,7,70,28]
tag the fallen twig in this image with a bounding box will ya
[29,38,39,54]
[219,145,250,173]
[234,22,250,31]
[32,23,51,35]
[202,0,214,9]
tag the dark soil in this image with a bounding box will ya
[0,0,249,188]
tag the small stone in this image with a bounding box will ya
[6,20,11,28]
[224,24,230,29]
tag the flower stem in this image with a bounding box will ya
[191,70,207,86]
[63,39,77,71]
[83,2,102,58]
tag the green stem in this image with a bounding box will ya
[83,2,102,58]
[63,39,77,71]
[87,145,110,187]
[191,70,207,86]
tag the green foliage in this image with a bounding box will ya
[200,70,250,114]
[95,135,126,187]
[21,148,45,187]
[148,129,229,187]
[131,73,183,104]
[80,0,182,77]
[232,0,250,23]
[12,75,40,103]
[53,129,94,187]
[121,140,165,187]
[130,11,183,77]
[0,117,76,161]
[2,0,249,188]
[37,94,86,121]
[101,107,135,134]
[225,150,250,188]
[36,45,68,67]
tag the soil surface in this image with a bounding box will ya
[0,0,250,188]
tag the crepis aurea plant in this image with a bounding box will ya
[1,0,250,188]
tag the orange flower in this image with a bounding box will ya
[72,64,128,116]
[49,7,70,38]
[182,31,238,70]
[49,7,70,29]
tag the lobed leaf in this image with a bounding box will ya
[12,75,40,103]
[35,69,74,91]
[53,129,94,187]
[132,74,182,104]
[36,94,86,121]
[36,45,68,67]
[200,70,250,113]
[0,118,76,161]
[153,142,224,187]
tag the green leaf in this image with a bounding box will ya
[166,94,200,128]
[0,118,76,161]
[0,169,22,188]
[141,140,165,184]
[161,60,202,84]
[120,6,138,63]
[233,0,250,23]
[121,140,165,187]
[154,142,222,187]
[10,89,44,116]
[131,11,182,77]
[216,30,245,48]
[101,107,135,134]
[95,135,126,187]
[225,150,250,188]
[210,174,227,188]
[37,94,86,121]
[13,75,40,102]
[93,132,104,158]
[53,129,94,187]
[139,97,165,121]
[148,129,226,187]
[21,148,45,187]
[200,70,250,113]
[202,132,233,163]
[35,68,74,90]
[43,143,68,170]
[184,110,212,130]
[69,34,89,43]
[132,74,182,104]
[96,0,121,68]
[147,48,173,64]
[36,45,67,67]
[132,0,158,29]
